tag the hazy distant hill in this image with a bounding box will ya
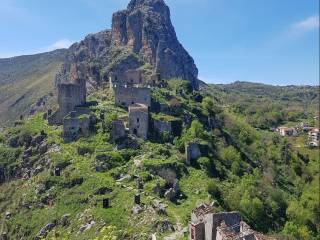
[0,49,67,126]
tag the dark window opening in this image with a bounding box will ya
[132,101,134,104]
[133,128,137,135]
[137,118,140,123]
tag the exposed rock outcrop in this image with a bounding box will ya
[56,0,199,89]
[112,0,199,87]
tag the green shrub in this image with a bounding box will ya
[207,181,222,201]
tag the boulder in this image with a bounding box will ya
[37,223,55,238]
[8,137,19,148]
[35,184,47,195]
[132,205,143,215]
[154,219,174,233]
[164,179,180,201]
[5,211,11,220]
[59,214,71,226]
[38,143,48,155]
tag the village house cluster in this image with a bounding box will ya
[189,203,273,240]
[276,122,319,147]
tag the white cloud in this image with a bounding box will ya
[46,39,74,51]
[291,15,319,33]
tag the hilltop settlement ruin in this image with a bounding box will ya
[42,0,276,239]
[46,63,275,239]
[189,203,273,240]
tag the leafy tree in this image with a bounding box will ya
[282,222,312,240]
[207,181,222,202]
[188,120,205,139]
[220,146,241,168]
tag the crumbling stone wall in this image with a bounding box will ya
[204,212,241,240]
[48,78,86,125]
[154,119,172,133]
[129,104,149,140]
[111,69,144,86]
[153,119,182,137]
[114,86,151,108]
[189,222,205,240]
[62,108,95,143]
[185,142,201,165]
[112,120,127,142]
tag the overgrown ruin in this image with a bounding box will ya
[189,203,274,240]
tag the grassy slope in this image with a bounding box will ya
[0,81,318,240]
[0,50,67,126]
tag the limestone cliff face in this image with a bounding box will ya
[112,0,199,87]
[56,0,199,89]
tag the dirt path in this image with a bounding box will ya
[164,214,187,240]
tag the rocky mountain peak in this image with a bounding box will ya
[56,0,199,89]
[112,0,199,87]
[127,0,167,12]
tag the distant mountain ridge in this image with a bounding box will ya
[0,49,67,126]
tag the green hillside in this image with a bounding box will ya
[0,80,318,240]
[207,81,319,129]
[0,49,67,126]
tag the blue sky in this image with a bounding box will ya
[0,0,319,85]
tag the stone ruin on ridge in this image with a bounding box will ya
[48,64,87,125]
[111,69,151,108]
[189,203,274,240]
[110,68,151,141]
[48,64,96,142]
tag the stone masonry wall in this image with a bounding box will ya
[112,120,127,142]
[48,78,86,125]
[114,86,151,108]
[204,212,241,240]
[129,104,149,140]
[111,69,144,86]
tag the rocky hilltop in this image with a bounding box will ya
[56,0,199,89]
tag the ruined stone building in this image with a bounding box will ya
[128,104,149,140]
[48,64,87,125]
[114,85,151,108]
[185,142,202,165]
[62,108,96,143]
[110,68,152,140]
[112,119,127,142]
[110,69,145,86]
[189,203,273,240]
[153,117,183,137]
[110,68,151,108]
